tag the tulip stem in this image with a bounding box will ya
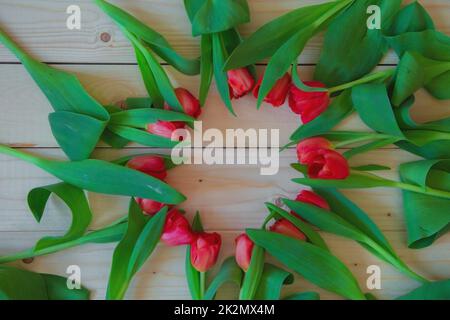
[328,69,395,94]
[200,272,206,299]
[395,182,450,200]
[334,133,397,148]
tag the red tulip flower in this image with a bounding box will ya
[296,137,332,164]
[190,232,222,272]
[269,219,306,241]
[227,68,255,99]
[126,155,167,180]
[146,120,178,139]
[289,81,330,123]
[301,148,350,179]
[135,198,166,216]
[253,72,291,107]
[234,233,254,272]
[295,190,330,210]
[164,87,201,118]
[161,209,195,246]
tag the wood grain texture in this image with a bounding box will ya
[0,0,449,64]
[0,0,449,301]
[0,64,448,147]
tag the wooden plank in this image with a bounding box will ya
[0,64,448,147]
[1,230,448,300]
[0,148,422,232]
[0,0,449,64]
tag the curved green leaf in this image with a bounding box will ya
[239,245,265,300]
[212,33,234,115]
[254,264,294,300]
[400,160,450,248]
[27,183,92,251]
[199,35,213,106]
[107,125,180,149]
[387,1,434,36]
[247,229,366,300]
[204,257,243,300]
[352,83,404,138]
[185,0,249,36]
[315,0,402,86]
[0,266,89,300]
[106,202,168,300]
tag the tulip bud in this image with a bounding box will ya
[295,190,330,210]
[301,148,350,179]
[269,219,306,241]
[253,73,291,107]
[190,232,222,272]
[126,155,167,180]
[227,68,255,99]
[296,137,332,163]
[289,81,330,123]
[165,88,201,119]
[234,233,254,272]
[146,120,178,139]
[161,209,195,246]
[135,198,165,216]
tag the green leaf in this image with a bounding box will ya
[399,160,450,248]
[107,125,180,149]
[224,1,343,70]
[204,257,243,300]
[351,164,391,172]
[397,279,450,300]
[387,1,435,35]
[109,108,194,129]
[199,35,213,106]
[344,138,400,159]
[106,202,168,300]
[186,212,204,300]
[283,193,427,283]
[247,229,366,300]
[0,146,186,204]
[392,51,450,106]
[351,84,404,138]
[27,183,92,251]
[290,90,354,142]
[292,169,397,190]
[265,203,329,251]
[184,0,250,36]
[0,218,127,264]
[0,266,89,300]
[95,0,199,75]
[254,264,294,300]
[212,33,235,115]
[239,245,265,300]
[315,0,402,86]
[134,44,164,108]
[283,292,320,300]
[0,27,110,160]
[123,29,184,112]
[49,111,107,161]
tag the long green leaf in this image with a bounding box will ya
[95,0,199,75]
[109,108,194,129]
[247,229,366,300]
[0,145,185,204]
[186,213,204,300]
[106,202,168,300]
[397,279,450,300]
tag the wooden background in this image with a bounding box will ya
[0,0,449,300]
